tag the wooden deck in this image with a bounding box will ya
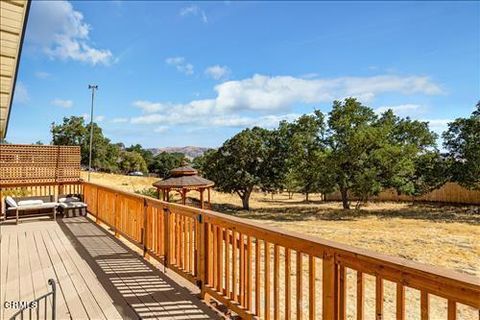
[0,216,220,320]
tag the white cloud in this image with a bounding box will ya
[211,74,442,112]
[133,100,167,113]
[130,73,443,129]
[81,113,90,121]
[27,1,113,65]
[375,104,423,115]
[13,82,29,104]
[180,5,208,23]
[94,115,105,122]
[35,71,51,79]
[51,98,73,108]
[165,56,194,75]
[111,117,128,123]
[154,126,169,133]
[205,65,230,80]
[210,113,301,128]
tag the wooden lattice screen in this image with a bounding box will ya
[0,144,81,185]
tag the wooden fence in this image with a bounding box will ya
[325,183,480,205]
[81,181,480,320]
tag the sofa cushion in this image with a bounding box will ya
[18,200,44,206]
[59,196,80,203]
[5,196,17,207]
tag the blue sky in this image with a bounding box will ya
[8,1,479,148]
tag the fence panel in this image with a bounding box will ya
[325,182,480,204]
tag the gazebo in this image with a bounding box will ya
[152,164,214,209]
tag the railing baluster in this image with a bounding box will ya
[240,233,246,305]
[274,244,280,320]
[396,283,405,320]
[232,230,237,302]
[247,235,252,309]
[255,238,261,317]
[421,291,429,320]
[309,255,316,320]
[447,300,456,320]
[265,241,271,320]
[322,253,335,320]
[217,226,223,293]
[376,276,383,320]
[357,272,364,320]
[213,225,218,289]
[339,265,346,320]
[297,252,303,320]
[225,229,230,297]
[285,248,291,320]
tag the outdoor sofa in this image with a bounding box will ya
[4,195,58,224]
[4,194,87,224]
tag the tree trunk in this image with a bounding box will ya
[340,187,350,209]
[241,195,250,210]
[305,192,309,202]
[239,188,252,210]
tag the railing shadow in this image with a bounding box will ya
[57,217,220,319]
[211,202,480,225]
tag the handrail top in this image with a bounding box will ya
[82,180,480,290]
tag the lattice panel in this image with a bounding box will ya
[0,144,81,185]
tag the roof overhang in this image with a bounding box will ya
[0,0,30,139]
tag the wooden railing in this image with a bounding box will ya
[81,181,479,320]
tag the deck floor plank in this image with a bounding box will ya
[40,228,90,319]
[18,231,36,316]
[3,231,19,319]
[25,231,49,319]
[0,232,10,319]
[33,229,70,319]
[46,227,107,320]
[51,228,122,319]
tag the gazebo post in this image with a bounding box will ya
[182,188,187,205]
[200,188,204,209]
[207,187,211,207]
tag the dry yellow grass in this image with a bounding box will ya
[83,171,479,318]
[82,171,479,276]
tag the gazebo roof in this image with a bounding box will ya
[153,164,214,189]
[153,175,214,189]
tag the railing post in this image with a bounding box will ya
[323,251,337,320]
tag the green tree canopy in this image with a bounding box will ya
[126,144,154,169]
[202,127,282,210]
[278,110,334,200]
[326,98,439,209]
[119,151,148,174]
[149,152,186,178]
[51,116,121,172]
[443,102,480,189]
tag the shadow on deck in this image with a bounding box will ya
[57,217,221,319]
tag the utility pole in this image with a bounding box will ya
[88,85,98,182]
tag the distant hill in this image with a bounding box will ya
[148,146,213,159]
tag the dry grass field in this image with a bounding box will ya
[82,172,479,319]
